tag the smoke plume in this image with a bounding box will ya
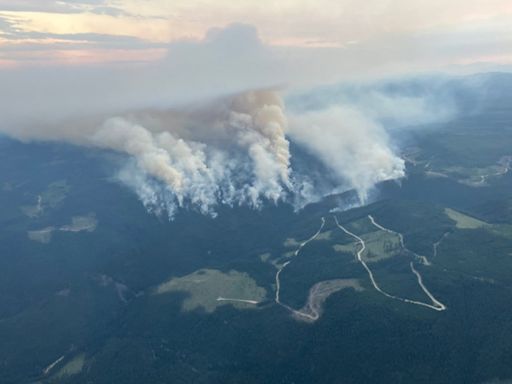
[85,90,293,217]
[288,106,405,203]
[87,88,410,216]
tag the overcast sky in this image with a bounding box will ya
[1,0,511,128]
[0,0,511,71]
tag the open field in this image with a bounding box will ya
[27,227,55,243]
[445,208,489,229]
[154,269,267,313]
[343,217,402,263]
[314,230,333,241]
[27,214,97,243]
[50,354,86,381]
[360,228,402,263]
[60,214,97,232]
[21,180,70,218]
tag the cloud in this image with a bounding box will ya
[0,24,283,133]
[0,0,115,14]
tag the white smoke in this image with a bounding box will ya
[1,85,414,218]
[288,106,405,203]
[0,22,466,219]
[229,90,291,204]
[87,89,293,218]
[98,90,407,217]
[93,118,185,192]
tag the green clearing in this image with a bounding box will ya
[445,208,489,229]
[360,229,402,263]
[333,242,358,254]
[51,354,86,381]
[21,204,42,218]
[258,253,271,263]
[60,214,97,232]
[344,217,402,263]
[445,211,512,240]
[154,269,267,313]
[20,180,70,218]
[42,180,70,208]
[314,230,333,241]
[438,164,506,186]
[346,217,376,235]
[27,214,97,244]
[27,227,55,244]
[283,238,300,248]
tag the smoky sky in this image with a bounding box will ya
[0,23,464,217]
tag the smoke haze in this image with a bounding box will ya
[0,24,464,218]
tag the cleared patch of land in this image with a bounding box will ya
[27,227,55,243]
[346,217,376,235]
[360,229,402,263]
[314,230,333,241]
[335,216,446,311]
[333,242,358,254]
[283,238,300,248]
[21,180,70,218]
[259,253,271,263]
[445,208,489,229]
[282,251,295,258]
[155,269,266,313]
[344,217,402,263]
[60,214,97,232]
[21,195,43,218]
[293,279,363,322]
[423,155,511,187]
[51,354,86,380]
[27,213,98,243]
[42,180,70,208]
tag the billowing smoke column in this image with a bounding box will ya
[229,90,291,202]
[288,106,405,203]
[90,89,407,217]
[0,86,411,218]
[91,90,293,217]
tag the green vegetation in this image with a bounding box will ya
[60,214,97,232]
[154,269,267,312]
[445,208,490,229]
[51,354,86,381]
[314,230,333,241]
[3,76,512,384]
[283,237,300,247]
[20,180,70,218]
[333,242,358,254]
[27,227,55,243]
[361,230,402,263]
[27,214,97,244]
[42,180,70,208]
[346,217,376,234]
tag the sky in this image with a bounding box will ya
[0,0,511,71]
[0,1,511,216]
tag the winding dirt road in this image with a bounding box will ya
[274,218,326,321]
[216,297,260,305]
[368,215,431,266]
[335,216,446,312]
